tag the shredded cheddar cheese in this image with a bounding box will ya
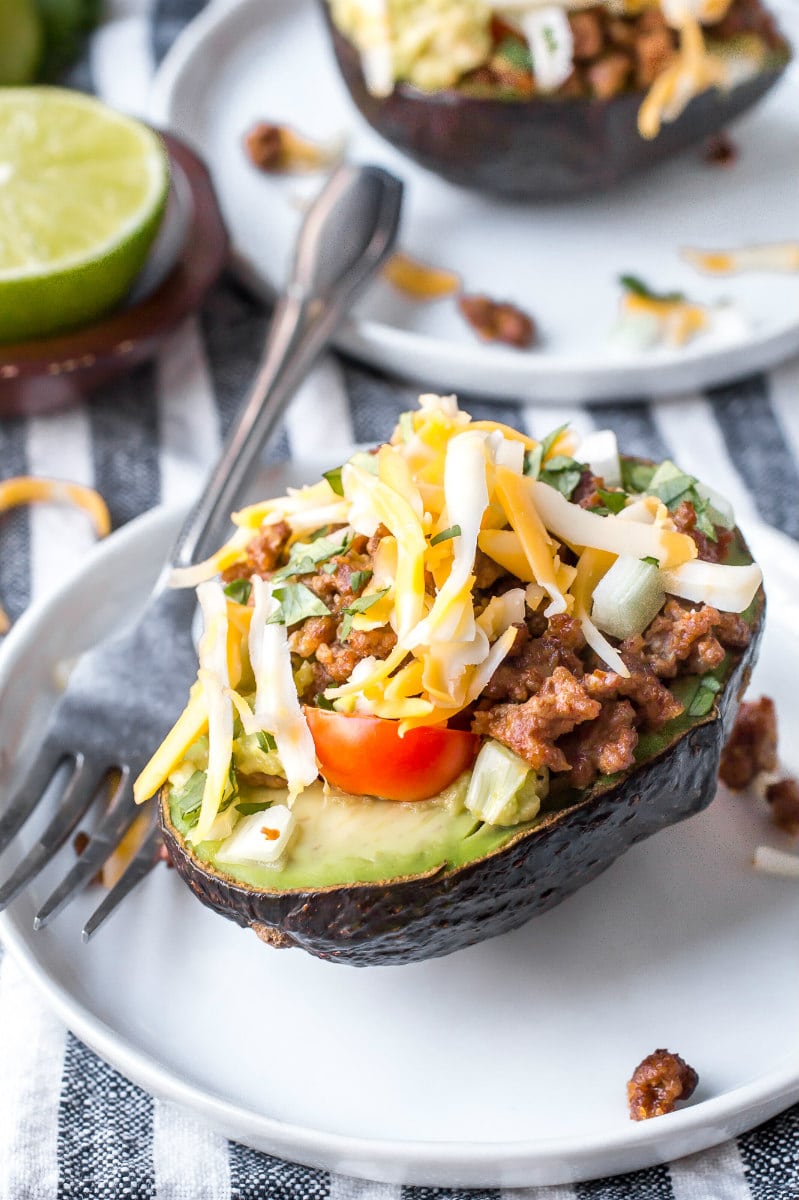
[682,243,799,276]
[136,393,764,825]
[0,476,110,634]
[638,11,727,140]
[383,252,461,300]
[620,290,709,347]
[494,466,567,616]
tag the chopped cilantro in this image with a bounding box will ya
[541,423,570,459]
[648,460,694,507]
[266,583,331,626]
[349,569,373,594]
[344,588,390,615]
[540,454,573,472]
[694,504,718,541]
[648,460,718,542]
[273,554,317,580]
[271,533,350,582]
[524,424,571,481]
[235,800,275,815]
[621,460,656,494]
[430,524,462,546]
[496,36,532,71]
[315,693,336,711]
[308,525,331,541]
[619,274,685,304]
[257,730,277,753]
[172,770,205,826]
[223,578,252,605]
[323,466,344,496]
[339,587,390,641]
[523,445,543,479]
[539,454,584,500]
[596,487,628,515]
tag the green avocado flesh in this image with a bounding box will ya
[169,776,533,891]
[168,661,738,892]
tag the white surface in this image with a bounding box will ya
[1,462,799,1185]
[150,0,799,403]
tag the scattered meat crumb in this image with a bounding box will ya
[627,1049,699,1121]
[719,696,778,790]
[703,132,738,167]
[158,842,175,869]
[243,122,340,174]
[383,252,461,301]
[458,294,537,349]
[766,777,799,836]
[244,122,284,171]
[73,831,90,857]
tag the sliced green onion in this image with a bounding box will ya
[591,556,665,641]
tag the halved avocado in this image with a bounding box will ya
[322,12,789,199]
[160,535,765,968]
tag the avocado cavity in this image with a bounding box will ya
[168,771,539,891]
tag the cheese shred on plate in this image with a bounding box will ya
[134,394,764,832]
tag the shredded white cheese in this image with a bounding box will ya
[195,581,234,841]
[753,845,799,879]
[249,576,319,801]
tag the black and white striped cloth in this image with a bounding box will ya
[1,1,799,1195]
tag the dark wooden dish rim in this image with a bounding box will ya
[0,132,230,418]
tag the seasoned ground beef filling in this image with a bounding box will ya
[224,498,752,791]
[222,526,398,699]
[460,0,783,101]
[623,599,749,679]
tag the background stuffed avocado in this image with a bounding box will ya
[322,2,790,200]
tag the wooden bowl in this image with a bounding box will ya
[0,133,229,418]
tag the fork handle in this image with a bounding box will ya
[161,164,402,580]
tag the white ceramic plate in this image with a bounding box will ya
[150,0,799,404]
[2,467,799,1187]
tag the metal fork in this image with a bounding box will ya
[0,164,402,940]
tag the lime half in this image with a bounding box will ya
[0,88,170,342]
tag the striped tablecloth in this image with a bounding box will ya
[1,1,799,1195]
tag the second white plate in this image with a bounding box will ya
[151,0,799,403]
[2,462,799,1187]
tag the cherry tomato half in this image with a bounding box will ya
[304,708,479,802]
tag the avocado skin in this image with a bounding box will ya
[322,10,789,200]
[161,585,764,967]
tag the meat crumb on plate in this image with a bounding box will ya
[627,1049,699,1121]
[457,294,537,348]
[719,696,778,790]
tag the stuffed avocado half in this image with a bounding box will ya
[136,396,765,966]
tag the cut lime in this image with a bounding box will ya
[0,87,170,342]
[0,0,43,86]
